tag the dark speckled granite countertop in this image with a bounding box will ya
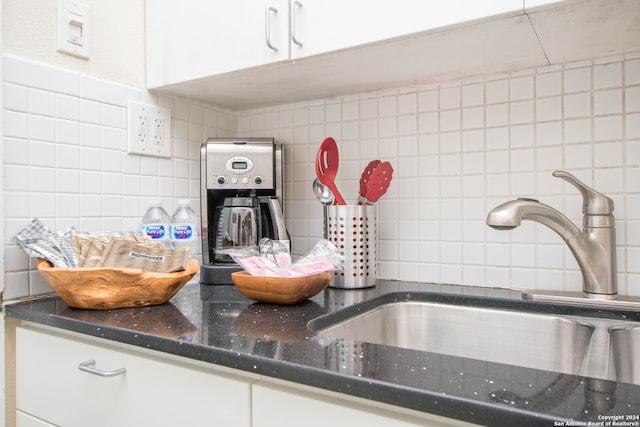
[5,279,640,426]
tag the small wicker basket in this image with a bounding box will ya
[36,258,199,310]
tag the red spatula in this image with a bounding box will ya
[358,160,381,204]
[362,161,393,204]
[315,137,346,205]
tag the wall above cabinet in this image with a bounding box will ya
[146,0,640,110]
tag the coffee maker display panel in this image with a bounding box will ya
[205,140,276,191]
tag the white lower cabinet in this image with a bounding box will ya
[252,381,479,427]
[14,324,477,427]
[15,326,256,427]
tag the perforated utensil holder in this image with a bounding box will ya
[324,205,377,289]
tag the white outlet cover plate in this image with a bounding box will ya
[127,101,172,158]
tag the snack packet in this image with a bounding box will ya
[13,219,189,272]
[259,238,292,268]
[228,238,344,278]
[73,232,160,267]
[13,219,77,267]
[98,240,190,273]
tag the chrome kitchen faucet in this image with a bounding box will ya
[486,171,636,308]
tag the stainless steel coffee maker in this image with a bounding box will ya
[200,137,288,284]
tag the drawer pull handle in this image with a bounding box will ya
[78,360,126,377]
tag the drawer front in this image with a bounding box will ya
[17,326,253,427]
[253,382,455,427]
[253,381,479,427]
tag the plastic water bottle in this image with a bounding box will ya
[170,199,202,262]
[141,200,171,242]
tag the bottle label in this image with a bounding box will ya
[172,224,197,240]
[143,224,168,240]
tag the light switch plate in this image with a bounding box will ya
[127,101,172,158]
[57,0,90,59]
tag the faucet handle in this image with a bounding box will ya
[553,170,614,215]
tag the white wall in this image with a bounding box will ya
[238,53,640,297]
[1,54,237,301]
[2,0,146,89]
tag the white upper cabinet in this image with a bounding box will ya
[147,0,524,89]
[290,0,523,59]
[146,0,290,88]
[146,0,640,109]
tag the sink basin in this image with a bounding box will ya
[610,326,640,384]
[309,295,595,375]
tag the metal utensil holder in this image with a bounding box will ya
[324,205,377,289]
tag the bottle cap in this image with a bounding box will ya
[150,200,162,207]
[178,199,190,206]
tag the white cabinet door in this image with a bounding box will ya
[290,0,524,59]
[252,382,478,427]
[16,326,255,427]
[147,0,290,88]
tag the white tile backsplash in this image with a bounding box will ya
[2,55,235,300]
[3,52,640,300]
[237,52,640,296]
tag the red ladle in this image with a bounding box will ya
[362,161,393,204]
[315,137,346,205]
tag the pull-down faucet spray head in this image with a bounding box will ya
[487,197,581,241]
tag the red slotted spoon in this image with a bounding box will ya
[315,137,346,205]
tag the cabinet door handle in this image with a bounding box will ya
[78,360,126,377]
[265,6,278,51]
[291,0,303,47]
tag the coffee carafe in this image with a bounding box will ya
[214,197,259,261]
[213,195,288,263]
[200,137,288,284]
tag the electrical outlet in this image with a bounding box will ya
[127,101,171,158]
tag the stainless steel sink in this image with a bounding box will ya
[610,326,640,385]
[309,298,595,376]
